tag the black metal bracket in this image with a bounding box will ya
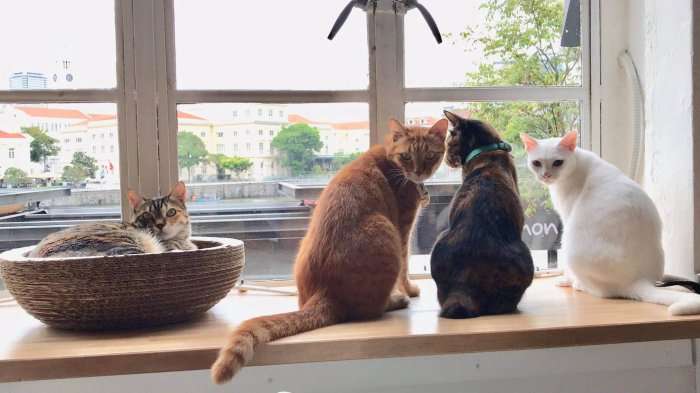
[328,0,442,44]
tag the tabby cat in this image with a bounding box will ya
[29,181,196,258]
[210,118,448,384]
[430,111,533,318]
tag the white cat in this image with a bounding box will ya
[520,131,700,315]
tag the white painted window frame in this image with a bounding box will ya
[0,0,597,218]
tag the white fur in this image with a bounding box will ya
[525,136,700,315]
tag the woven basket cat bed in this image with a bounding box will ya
[0,237,244,330]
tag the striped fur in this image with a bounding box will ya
[30,181,195,258]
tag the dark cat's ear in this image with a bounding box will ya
[443,110,462,126]
[169,181,187,203]
[127,190,143,209]
[388,118,407,142]
[429,119,449,141]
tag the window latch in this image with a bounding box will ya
[327,0,442,44]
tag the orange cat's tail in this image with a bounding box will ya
[211,293,340,384]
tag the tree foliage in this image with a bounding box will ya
[221,156,253,179]
[61,165,87,184]
[22,126,60,170]
[3,167,29,187]
[178,132,209,181]
[331,152,361,171]
[71,152,98,178]
[456,0,580,215]
[271,123,323,176]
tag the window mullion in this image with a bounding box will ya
[369,0,406,144]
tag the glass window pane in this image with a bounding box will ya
[175,1,369,90]
[405,101,581,272]
[405,0,581,87]
[0,1,116,90]
[177,103,369,279]
[0,103,120,274]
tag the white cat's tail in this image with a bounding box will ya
[630,281,700,316]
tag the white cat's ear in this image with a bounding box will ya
[170,181,187,203]
[559,131,578,152]
[519,133,538,152]
[429,119,449,140]
[127,190,143,209]
[388,118,406,142]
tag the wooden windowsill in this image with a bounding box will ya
[2,278,700,383]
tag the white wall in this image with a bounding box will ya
[639,0,696,278]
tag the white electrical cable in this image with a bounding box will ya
[618,50,645,182]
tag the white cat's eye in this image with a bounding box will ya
[532,160,542,167]
[553,160,564,167]
[166,208,177,217]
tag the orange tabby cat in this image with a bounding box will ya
[211,118,448,384]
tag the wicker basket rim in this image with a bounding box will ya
[0,236,243,263]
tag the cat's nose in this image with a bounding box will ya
[156,223,165,230]
[543,172,552,179]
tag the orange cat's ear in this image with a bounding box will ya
[388,118,406,142]
[558,131,578,152]
[127,189,143,209]
[429,118,449,140]
[519,133,538,152]
[170,181,187,203]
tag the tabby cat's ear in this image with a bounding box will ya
[429,119,449,141]
[519,133,538,152]
[559,131,578,152]
[127,190,143,209]
[388,118,406,142]
[443,110,462,126]
[170,181,187,203]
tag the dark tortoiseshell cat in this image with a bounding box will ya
[30,181,196,258]
[430,111,533,318]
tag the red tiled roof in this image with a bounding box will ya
[177,111,206,120]
[332,121,370,130]
[16,107,88,119]
[287,114,313,124]
[87,113,116,121]
[0,130,25,139]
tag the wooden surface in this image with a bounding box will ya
[2,278,700,382]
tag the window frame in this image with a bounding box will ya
[0,0,597,217]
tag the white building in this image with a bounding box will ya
[0,130,31,178]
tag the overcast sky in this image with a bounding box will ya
[0,1,493,121]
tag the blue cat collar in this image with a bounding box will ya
[463,142,512,164]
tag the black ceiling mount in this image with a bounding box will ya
[328,0,442,44]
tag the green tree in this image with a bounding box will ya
[271,123,323,176]
[61,165,87,184]
[22,126,60,171]
[177,132,209,181]
[3,167,29,187]
[208,153,229,180]
[456,0,580,215]
[331,152,361,171]
[71,152,98,179]
[221,156,253,179]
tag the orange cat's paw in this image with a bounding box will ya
[417,183,430,208]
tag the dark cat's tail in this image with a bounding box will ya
[211,293,342,384]
[656,280,700,294]
[440,291,481,319]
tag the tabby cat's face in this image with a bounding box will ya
[386,118,448,183]
[127,181,191,240]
